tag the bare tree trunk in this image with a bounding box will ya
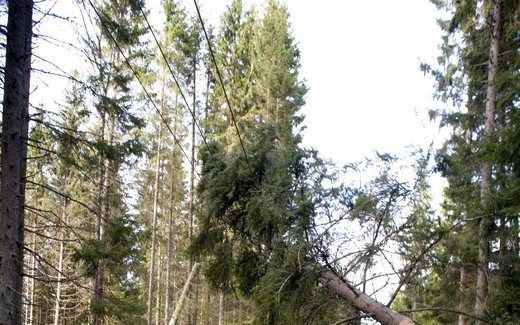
[53,198,69,325]
[148,114,164,325]
[164,185,174,325]
[156,246,162,325]
[475,1,501,323]
[188,51,198,325]
[168,263,200,325]
[0,0,33,324]
[25,217,37,325]
[317,270,414,325]
[164,92,179,325]
[218,293,224,325]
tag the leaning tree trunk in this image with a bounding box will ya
[475,1,501,323]
[0,0,34,324]
[168,263,200,325]
[317,270,414,325]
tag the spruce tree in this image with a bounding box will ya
[399,0,520,323]
[0,1,34,323]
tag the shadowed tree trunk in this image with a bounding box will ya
[0,0,34,324]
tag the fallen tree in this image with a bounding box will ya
[318,270,414,325]
[190,133,421,324]
[168,263,200,325]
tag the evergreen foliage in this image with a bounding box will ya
[0,0,517,324]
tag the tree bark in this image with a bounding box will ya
[458,267,468,325]
[459,128,472,325]
[168,263,200,325]
[188,51,198,325]
[147,112,164,325]
[156,246,162,325]
[92,113,115,325]
[317,270,414,325]
[53,197,69,325]
[218,293,224,325]
[164,92,179,325]
[0,0,34,324]
[475,1,501,323]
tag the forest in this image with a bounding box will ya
[0,0,518,324]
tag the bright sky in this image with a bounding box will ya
[191,0,445,164]
[285,0,443,163]
[191,0,448,210]
[31,0,448,221]
[33,0,445,166]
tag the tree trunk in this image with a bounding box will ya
[164,181,174,325]
[188,51,198,325]
[317,270,414,325]
[147,114,164,325]
[475,1,501,323]
[0,0,33,324]
[218,293,224,325]
[92,113,115,325]
[458,267,468,325]
[168,263,200,325]
[459,129,472,325]
[53,197,69,325]
[156,246,162,325]
[164,90,179,325]
[25,215,37,325]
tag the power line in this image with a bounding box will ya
[135,1,210,151]
[86,0,198,178]
[192,0,253,174]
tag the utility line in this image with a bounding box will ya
[136,1,210,150]
[86,0,198,178]
[192,0,253,174]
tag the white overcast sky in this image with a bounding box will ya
[34,0,445,165]
[32,0,448,201]
[189,0,445,164]
[190,0,448,204]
